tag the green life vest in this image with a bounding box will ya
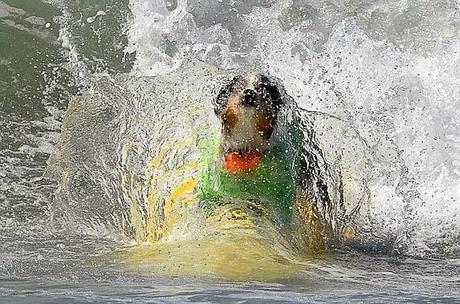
[198,135,302,224]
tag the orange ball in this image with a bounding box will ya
[223,151,263,173]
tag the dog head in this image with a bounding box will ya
[213,74,289,172]
[214,74,286,152]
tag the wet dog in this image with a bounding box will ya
[214,74,283,160]
[201,73,333,251]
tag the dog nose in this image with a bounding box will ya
[241,89,257,107]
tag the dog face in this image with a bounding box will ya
[214,74,285,154]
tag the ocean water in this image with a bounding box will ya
[1,0,459,302]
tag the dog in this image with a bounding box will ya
[199,73,333,252]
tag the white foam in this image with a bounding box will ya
[86,10,106,24]
[122,0,460,256]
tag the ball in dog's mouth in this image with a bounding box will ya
[223,150,263,173]
[214,74,284,174]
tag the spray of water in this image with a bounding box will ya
[123,0,460,257]
[45,0,460,267]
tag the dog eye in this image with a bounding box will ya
[259,85,282,107]
[241,89,257,106]
[256,87,267,98]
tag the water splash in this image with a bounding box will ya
[46,61,368,279]
[122,0,460,257]
[1,0,459,298]
[42,0,460,259]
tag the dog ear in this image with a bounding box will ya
[214,86,229,116]
[267,84,283,108]
[213,76,241,116]
[258,75,284,109]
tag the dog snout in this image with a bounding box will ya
[241,89,257,107]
